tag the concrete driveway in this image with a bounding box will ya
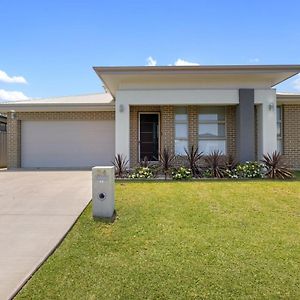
[0,170,91,300]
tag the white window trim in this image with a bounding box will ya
[277,106,283,153]
[174,107,188,155]
[198,107,227,155]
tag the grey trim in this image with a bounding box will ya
[0,104,115,113]
[236,89,255,162]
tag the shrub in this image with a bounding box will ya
[129,167,154,179]
[172,167,192,180]
[225,154,239,172]
[112,154,128,178]
[159,148,175,180]
[204,150,226,178]
[140,156,151,168]
[203,169,213,178]
[261,151,293,179]
[229,161,264,179]
[184,145,203,177]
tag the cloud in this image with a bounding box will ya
[293,74,300,91]
[173,58,200,66]
[146,56,157,66]
[0,89,29,102]
[249,58,260,64]
[0,70,27,84]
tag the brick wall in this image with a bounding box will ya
[226,106,237,157]
[129,105,237,167]
[7,118,21,168]
[7,107,240,169]
[7,111,114,168]
[283,105,300,168]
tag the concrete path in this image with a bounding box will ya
[0,170,91,300]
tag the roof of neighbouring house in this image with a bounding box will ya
[0,93,115,112]
[94,65,300,97]
[277,92,300,104]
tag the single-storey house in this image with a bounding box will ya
[1,65,300,169]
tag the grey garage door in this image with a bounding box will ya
[21,120,115,168]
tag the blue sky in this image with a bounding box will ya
[0,0,300,101]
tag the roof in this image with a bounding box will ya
[277,92,300,97]
[94,65,300,97]
[0,93,115,112]
[277,92,300,104]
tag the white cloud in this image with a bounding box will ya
[0,70,27,84]
[146,56,157,66]
[249,58,260,64]
[0,89,29,102]
[293,74,300,91]
[174,58,200,66]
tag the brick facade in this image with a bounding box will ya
[7,106,242,169]
[226,106,237,157]
[129,105,237,167]
[283,105,300,168]
[129,105,175,167]
[7,111,115,168]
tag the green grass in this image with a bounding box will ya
[17,179,300,299]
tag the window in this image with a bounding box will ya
[174,107,188,155]
[198,107,226,155]
[277,106,283,153]
[0,122,6,132]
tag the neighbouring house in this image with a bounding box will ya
[0,65,300,169]
[0,114,7,168]
[0,115,7,132]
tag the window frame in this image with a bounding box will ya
[174,106,188,155]
[277,106,283,154]
[198,106,227,155]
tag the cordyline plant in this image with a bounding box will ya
[140,156,150,168]
[225,154,239,174]
[261,151,293,179]
[112,154,129,178]
[204,150,226,178]
[184,145,203,177]
[158,148,175,180]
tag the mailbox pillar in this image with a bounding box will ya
[92,166,115,219]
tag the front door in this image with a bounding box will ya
[139,113,159,161]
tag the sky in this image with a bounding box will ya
[0,0,300,102]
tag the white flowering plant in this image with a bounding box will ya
[129,167,154,179]
[172,167,192,180]
[227,161,264,179]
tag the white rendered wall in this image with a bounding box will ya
[255,89,277,158]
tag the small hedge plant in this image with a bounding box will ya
[228,161,264,179]
[129,167,154,179]
[172,167,192,180]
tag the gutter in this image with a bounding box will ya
[0,103,115,113]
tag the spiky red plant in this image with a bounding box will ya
[204,150,226,178]
[184,145,203,177]
[112,154,129,178]
[261,151,293,179]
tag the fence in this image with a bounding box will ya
[0,132,7,168]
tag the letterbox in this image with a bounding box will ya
[92,166,115,219]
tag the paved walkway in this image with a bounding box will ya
[0,170,91,300]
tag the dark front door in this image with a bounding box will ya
[139,113,159,161]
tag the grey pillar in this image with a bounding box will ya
[236,89,255,162]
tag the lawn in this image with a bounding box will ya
[17,179,300,299]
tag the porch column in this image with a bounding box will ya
[256,97,277,159]
[236,89,255,162]
[115,101,130,164]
